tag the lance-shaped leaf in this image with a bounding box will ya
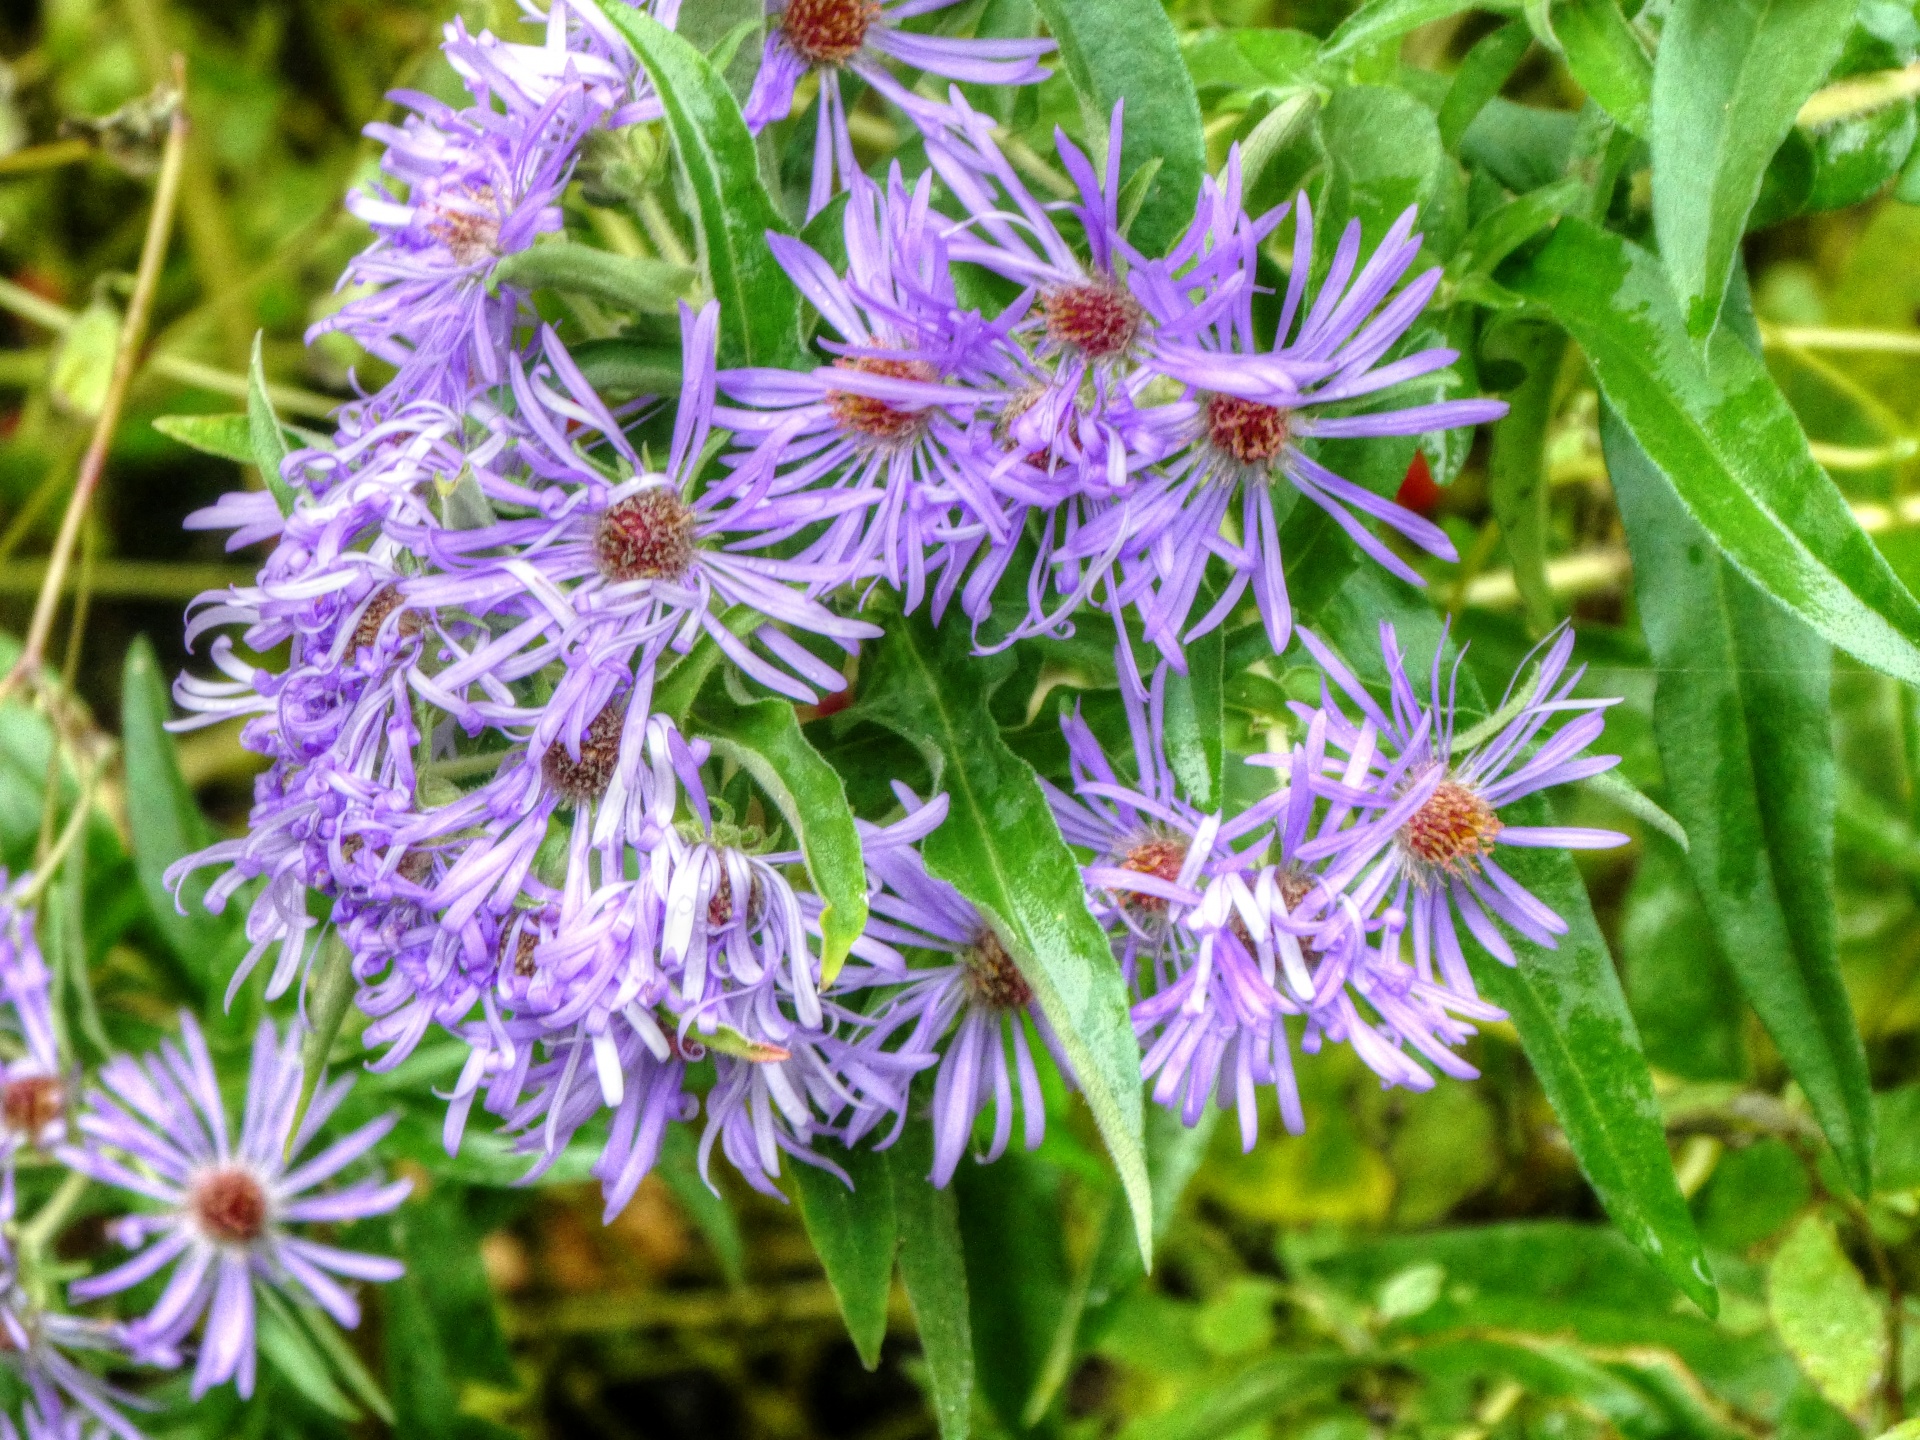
[1555,0,1652,137]
[697,685,867,983]
[566,339,682,402]
[1163,621,1224,810]
[1502,217,1920,687]
[1650,0,1855,337]
[489,241,696,314]
[1315,573,1717,1316]
[1468,808,1718,1314]
[889,1116,973,1439]
[296,930,358,1128]
[249,333,297,517]
[791,1144,896,1370]
[154,412,312,466]
[1321,0,1522,65]
[1606,408,1873,1196]
[121,637,234,995]
[855,611,1152,1263]
[1031,0,1204,256]
[592,4,803,368]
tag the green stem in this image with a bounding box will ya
[18,1169,89,1255]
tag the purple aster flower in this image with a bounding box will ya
[500,1018,694,1221]
[718,169,1031,620]
[401,304,877,729]
[1073,189,1508,659]
[446,3,670,129]
[925,100,1183,450]
[0,1231,143,1440]
[316,40,595,410]
[59,1015,410,1399]
[843,788,1071,1186]
[1285,621,1627,1006]
[167,399,477,1005]
[0,1388,97,1440]
[1041,651,1278,990]
[0,885,69,1207]
[741,0,1052,218]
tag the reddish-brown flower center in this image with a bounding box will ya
[593,488,697,585]
[706,868,766,930]
[2,1075,62,1136]
[1204,393,1291,467]
[426,185,502,266]
[542,701,626,807]
[781,0,880,65]
[1118,834,1189,914]
[190,1165,270,1246]
[963,929,1032,1010]
[1042,281,1142,359]
[349,584,425,655]
[1401,778,1503,874]
[825,355,939,445]
[506,925,540,979]
[340,834,434,886]
[396,847,435,884]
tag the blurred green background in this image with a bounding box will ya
[3,1,1920,1437]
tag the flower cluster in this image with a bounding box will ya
[145,0,1623,1398]
[0,878,408,1436]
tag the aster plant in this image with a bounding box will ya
[19,0,1910,1432]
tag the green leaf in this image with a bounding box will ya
[1115,1353,1352,1440]
[1031,0,1205,256]
[255,1289,361,1422]
[488,240,696,314]
[1319,85,1457,258]
[1321,0,1522,65]
[889,1121,974,1440]
[1579,766,1688,855]
[1650,0,1856,338]
[855,610,1152,1264]
[1438,21,1531,154]
[1502,217,1920,687]
[296,931,357,1125]
[1315,574,1718,1317]
[391,1186,516,1389]
[1606,407,1874,1196]
[1446,178,1585,291]
[249,332,298,517]
[791,1144,896,1370]
[1467,828,1719,1314]
[152,413,257,465]
[1807,99,1919,213]
[1182,27,1318,105]
[1523,0,1560,50]
[1483,319,1566,633]
[697,685,867,983]
[120,636,233,995]
[1162,623,1223,810]
[561,339,682,402]
[1554,0,1653,135]
[289,1298,397,1427]
[1623,839,1747,1084]
[384,1206,464,1440]
[1024,1107,1220,1424]
[591,4,803,368]
[955,1152,1069,1434]
[1768,1213,1886,1413]
[49,299,118,419]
